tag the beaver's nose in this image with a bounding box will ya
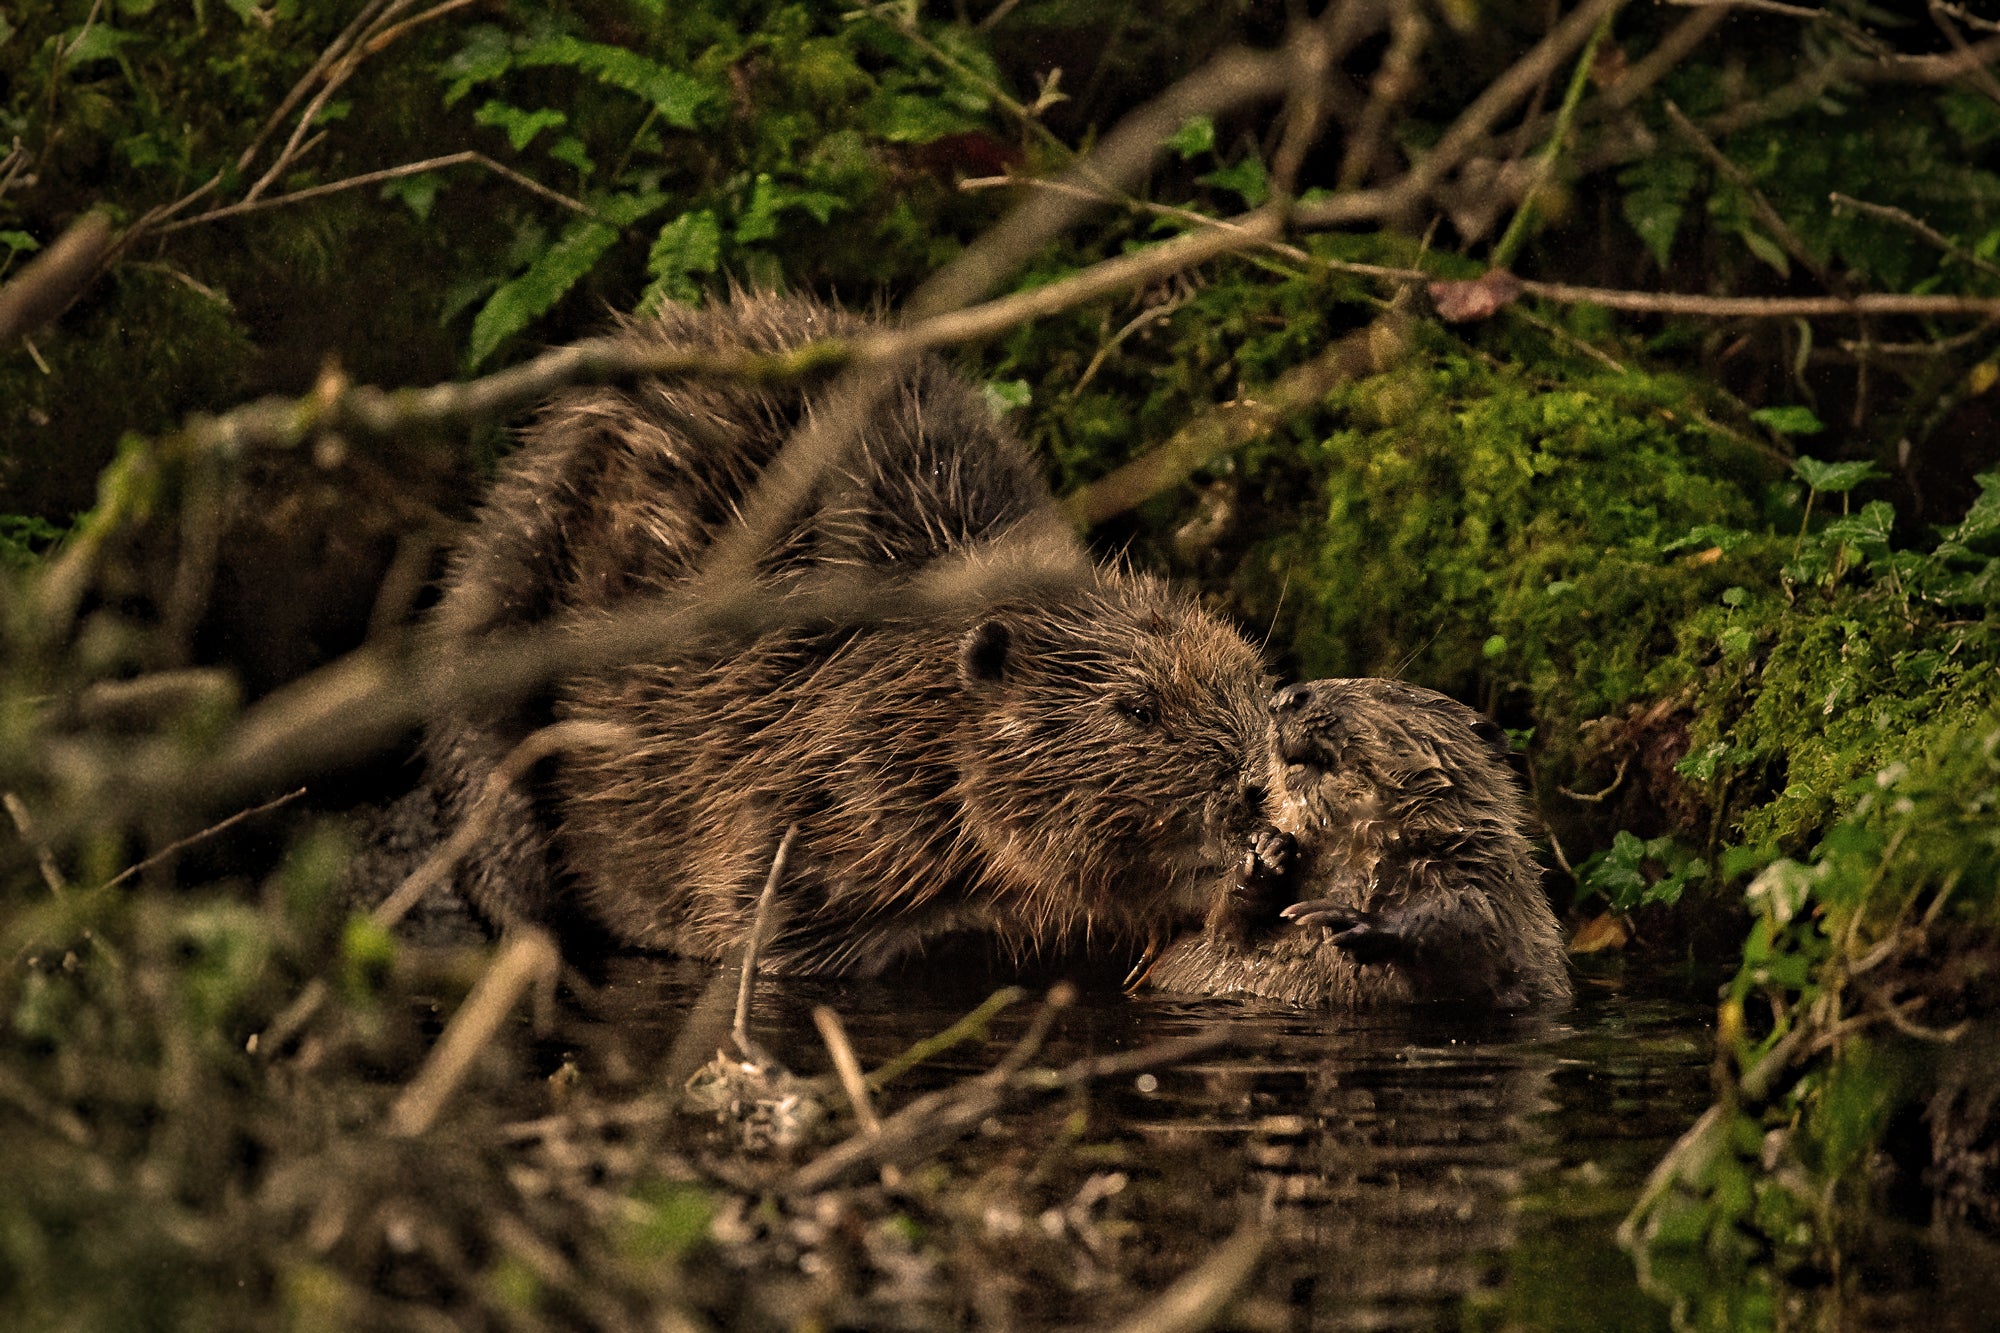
[1271,683,1315,713]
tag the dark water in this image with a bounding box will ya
[555,959,1723,1330]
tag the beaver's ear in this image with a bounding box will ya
[958,619,1012,687]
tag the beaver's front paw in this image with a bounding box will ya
[1212,829,1300,947]
[1281,898,1405,965]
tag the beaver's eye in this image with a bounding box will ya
[1118,700,1158,728]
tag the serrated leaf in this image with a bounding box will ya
[1167,115,1215,159]
[733,174,847,245]
[442,25,514,106]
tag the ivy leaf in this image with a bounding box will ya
[1790,453,1880,493]
[474,101,568,151]
[640,209,722,310]
[1166,115,1215,159]
[1198,155,1269,208]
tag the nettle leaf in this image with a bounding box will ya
[1198,154,1268,208]
[1791,453,1880,493]
[640,209,722,310]
[1167,115,1215,159]
[1618,153,1698,270]
[515,36,718,129]
[1662,522,1755,554]
[474,101,568,151]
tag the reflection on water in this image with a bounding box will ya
[562,960,1715,1330]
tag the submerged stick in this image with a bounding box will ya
[1106,1210,1269,1333]
[813,1006,883,1136]
[386,926,561,1137]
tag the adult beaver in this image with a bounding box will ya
[423,293,1272,974]
[1148,678,1570,1009]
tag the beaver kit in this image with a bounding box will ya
[1148,678,1571,1009]
[423,293,1272,974]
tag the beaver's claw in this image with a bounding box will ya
[1281,898,1405,965]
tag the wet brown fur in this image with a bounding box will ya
[423,293,1271,974]
[1149,678,1571,1009]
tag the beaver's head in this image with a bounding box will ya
[1267,678,1515,829]
[952,570,1270,934]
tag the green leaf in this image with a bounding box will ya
[1733,223,1791,278]
[983,379,1031,417]
[1198,155,1269,208]
[1618,153,1698,270]
[640,209,722,309]
[1790,453,1880,492]
[474,100,568,152]
[1755,406,1826,437]
[0,230,40,253]
[380,174,441,222]
[62,22,142,66]
[1481,633,1508,660]
[733,174,847,245]
[515,36,718,129]
[442,25,514,106]
[466,217,620,369]
[1167,115,1215,159]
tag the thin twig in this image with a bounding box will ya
[1557,754,1631,803]
[1338,5,1427,191]
[156,152,597,235]
[100,787,307,891]
[1662,99,1826,283]
[1831,192,2000,280]
[1491,9,1616,268]
[731,825,798,1069]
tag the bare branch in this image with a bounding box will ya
[0,211,113,344]
[1063,307,1416,526]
